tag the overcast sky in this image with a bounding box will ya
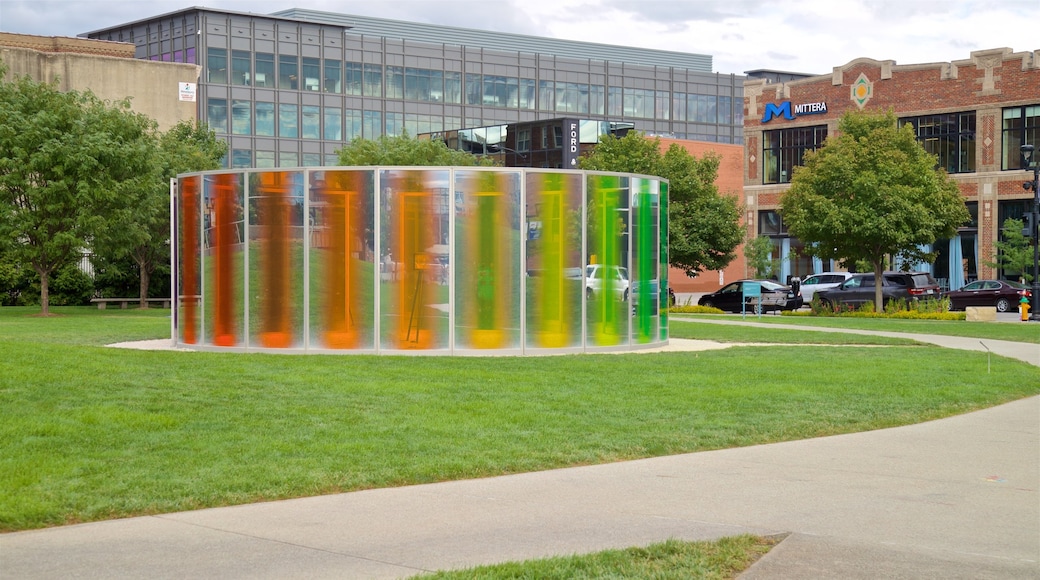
[1,0,1036,75]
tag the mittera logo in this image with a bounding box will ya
[761,101,828,123]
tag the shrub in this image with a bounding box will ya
[669,304,725,314]
[802,296,963,320]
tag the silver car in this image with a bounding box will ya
[798,272,854,303]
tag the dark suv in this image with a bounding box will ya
[815,271,941,309]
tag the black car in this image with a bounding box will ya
[816,271,941,309]
[698,280,803,313]
[945,280,1031,312]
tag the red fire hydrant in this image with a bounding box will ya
[1020,296,1031,321]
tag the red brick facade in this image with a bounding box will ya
[743,47,1040,285]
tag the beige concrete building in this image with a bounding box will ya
[0,32,199,131]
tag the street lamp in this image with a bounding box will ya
[1021,144,1040,321]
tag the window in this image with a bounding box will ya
[900,112,976,173]
[590,85,605,116]
[538,80,554,111]
[231,149,251,169]
[279,103,298,138]
[206,47,227,83]
[762,125,827,184]
[231,100,250,135]
[1002,105,1040,170]
[608,87,622,117]
[688,95,716,123]
[344,62,362,95]
[256,102,275,136]
[363,110,381,138]
[465,73,481,106]
[324,108,342,141]
[231,50,250,86]
[206,98,227,133]
[516,129,530,152]
[519,79,536,110]
[279,152,298,167]
[673,93,687,122]
[444,72,462,104]
[386,66,404,99]
[256,150,275,168]
[302,57,320,91]
[345,109,362,141]
[279,54,298,90]
[362,64,382,97]
[254,53,274,87]
[758,210,787,235]
[385,112,403,136]
[323,59,341,93]
[302,106,320,139]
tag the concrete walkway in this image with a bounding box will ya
[3,325,1038,579]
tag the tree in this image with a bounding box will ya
[985,218,1034,283]
[745,235,780,280]
[579,131,744,277]
[780,110,970,311]
[0,68,158,315]
[92,121,226,307]
[336,132,497,166]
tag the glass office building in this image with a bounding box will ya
[84,7,744,169]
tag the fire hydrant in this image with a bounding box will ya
[1020,296,1031,321]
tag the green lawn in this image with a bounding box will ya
[674,313,1040,343]
[413,535,780,579]
[2,307,1038,532]
[670,320,919,345]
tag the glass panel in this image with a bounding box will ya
[256,102,275,136]
[302,57,320,91]
[345,109,362,141]
[279,104,298,138]
[453,170,522,350]
[254,53,274,87]
[302,105,320,139]
[345,62,363,95]
[525,171,583,349]
[444,72,462,104]
[247,171,305,348]
[177,175,202,345]
[363,110,381,138]
[231,149,251,169]
[586,174,630,346]
[255,151,275,168]
[309,169,376,349]
[279,54,298,90]
[323,59,341,93]
[206,98,227,133]
[519,78,536,110]
[202,172,245,346]
[363,64,382,97]
[630,177,660,343]
[231,50,250,86]
[379,169,451,351]
[206,47,227,83]
[231,100,250,135]
[386,66,404,99]
[324,108,342,141]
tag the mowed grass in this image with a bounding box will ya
[669,320,919,345]
[412,535,781,580]
[2,307,1038,531]
[675,313,1040,343]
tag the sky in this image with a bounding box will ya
[1,0,1036,75]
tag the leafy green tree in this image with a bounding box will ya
[337,132,496,166]
[745,235,780,280]
[985,218,1034,283]
[92,121,226,307]
[780,110,970,311]
[0,68,158,314]
[580,131,744,277]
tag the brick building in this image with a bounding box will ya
[743,47,1040,291]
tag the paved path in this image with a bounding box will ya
[3,324,1038,579]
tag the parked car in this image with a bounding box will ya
[816,271,941,309]
[945,280,1032,312]
[697,280,803,313]
[798,272,855,303]
[584,264,629,300]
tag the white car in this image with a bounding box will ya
[585,264,629,300]
[798,272,855,303]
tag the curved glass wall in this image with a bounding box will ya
[174,167,669,354]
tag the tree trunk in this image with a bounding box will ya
[139,262,151,309]
[39,270,50,316]
[873,262,885,313]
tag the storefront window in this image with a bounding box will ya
[762,125,827,184]
[1002,105,1040,170]
[900,112,976,173]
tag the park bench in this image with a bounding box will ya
[90,298,171,310]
